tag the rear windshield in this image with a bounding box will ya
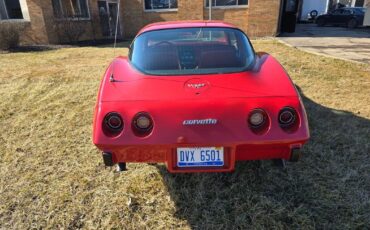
[129,27,255,75]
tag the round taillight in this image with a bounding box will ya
[278,107,299,133]
[278,107,296,127]
[248,109,269,135]
[136,116,151,129]
[103,112,123,136]
[132,112,153,137]
[248,109,267,128]
[107,115,122,129]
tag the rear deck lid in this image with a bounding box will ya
[100,55,298,102]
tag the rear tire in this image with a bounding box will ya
[273,159,286,169]
[316,18,326,27]
[290,148,301,162]
[117,162,127,172]
[347,19,358,29]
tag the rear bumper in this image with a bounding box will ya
[98,142,305,173]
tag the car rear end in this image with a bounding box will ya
[93,23,310,173]
[94,96,309,173]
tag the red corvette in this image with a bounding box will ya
[93,21,310,173]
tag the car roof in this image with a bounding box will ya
[137,20,238,36]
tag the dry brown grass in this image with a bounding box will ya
[0,40,369,229]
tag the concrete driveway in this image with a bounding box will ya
[278,24,370,64]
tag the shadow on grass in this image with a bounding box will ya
[155,87,370,228]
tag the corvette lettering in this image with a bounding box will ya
[183,119,218,125]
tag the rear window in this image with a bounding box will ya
[129,27,255,75]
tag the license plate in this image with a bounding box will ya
[177,147,224,167]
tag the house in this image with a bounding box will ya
[0,0,287,46]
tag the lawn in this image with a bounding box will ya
[0,40,369,229]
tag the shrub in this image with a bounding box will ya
[0,22,25,50]
[56,17,87,44]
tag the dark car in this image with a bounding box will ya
[316,7,366,28]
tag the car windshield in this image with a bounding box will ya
[129,27,255,75]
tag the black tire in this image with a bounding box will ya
[290,153,301,162]
[117,162,127,171]
[347,19,358,29]
[316,18,325,27]
[272,159,286,168]
[289,148,301,162]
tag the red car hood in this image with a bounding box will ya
[98,55,298,102]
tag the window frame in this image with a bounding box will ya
[0,0,25,21]
[143,0,178,12]
[204,0,249,9]
[52,0,91,20]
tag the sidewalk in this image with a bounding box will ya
[278,24,370,64]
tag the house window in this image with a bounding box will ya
[144,0,178,11]
[205,0,248,7]
[51,0,90,18]
[0,0,24,20]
